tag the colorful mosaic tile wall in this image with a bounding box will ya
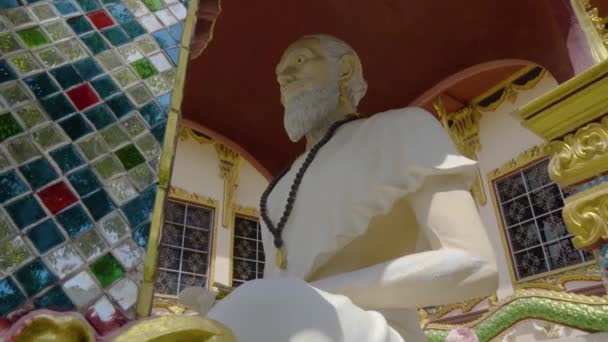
[0,0,189,334]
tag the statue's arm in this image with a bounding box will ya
[311,174,498,309]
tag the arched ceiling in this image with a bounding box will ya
[182,0,576,176]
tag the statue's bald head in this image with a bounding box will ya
[276,35,368,142]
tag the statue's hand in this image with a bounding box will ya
[179,286,218,316]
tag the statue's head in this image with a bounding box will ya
[276,35,368,142]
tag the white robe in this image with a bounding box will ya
[207,107,480,341]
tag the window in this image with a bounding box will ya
[154,199,214,296]
[494,159,593,280]
[232,215,265,287]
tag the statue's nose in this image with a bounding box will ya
[277,72,296,87]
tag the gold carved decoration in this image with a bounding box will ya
[419,294,496,325]
[169,185,219,208]
[179,126,214,144]
[563,182,608,250]
[517,263,601,291]
[215,144,241,228]
[547,116,608,187]
[578,0,608,60]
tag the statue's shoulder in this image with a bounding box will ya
[360,107,446,139]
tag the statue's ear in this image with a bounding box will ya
[338,54,355,82]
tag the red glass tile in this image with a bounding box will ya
[38,182,78,214]
[67,84,100,111]
[87,10,114,30]
[85,298,128,335]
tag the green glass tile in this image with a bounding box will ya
[81,32,108,55]
[126,83,152,106]
[136,36,159,55]
[77,134,108,161]
[0,150,10,171]
[6,136,41,164]
[124,0,149,16]
[106,176,137,205]
[135,133,160,160]
[102,27,129,47]
[0,210,17,243]
[115,144,145,170]
[31,4,58,22]
[0,236,33,273]
[146,74,171,95]
[122,114,146,137]
[112,68,137,87]
[9,53,42,75]
[0,20,7,32]
[97,51,123,71]
[74,228,106,262]
[162,69,176,85]
[37,48,66,68]
[4,8,33,27]
[90,253,124,287]
[0,82,31,107]
[0,33,22,54]
[99,212,128,245]
[43,21,73,42]
[32,124,67,150]
[0,113,24,143]
[143,0,164,11]
[92,155,123,180]
[76,0,101,13]
[17,27,50,49]
[130,59,157,79]
[16,103,48,129]
[101,124,129,150]
[56,39,86,62]
[122,20,146,39]
[128,163,155,191]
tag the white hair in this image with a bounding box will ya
[302,34,368,108]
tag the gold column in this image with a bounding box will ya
[517,59,608,291]
[215,143,241,228]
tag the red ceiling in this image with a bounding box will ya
[182,0,575,176]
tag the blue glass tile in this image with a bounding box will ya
[132,221,150,249]
[169,23,184,41]
[81,32,109,55]
[84,104,115,129]
[0,60,17,84]
[140,184,157,211]
[34,286,74,311]
[0,278,26,318]
[67,16,94,35]
[73,58,103,80]
[15,259,56,296]
[56,204,93,237]
[122,196,149,227]
[102,0,119,4]
[83,189,115,220]
[101,26,129,47]
[59,114,93,141]
[27,219,65,253]
[67,167,101,196]
[54,0,80,15]
[23,73,59,99]
[107,4,132,24]
[151,121,166,144]
[0,0,19,8]
[50,65,83,90]
[0,171,28,204]
[157,93,171,113]
[19,158,58,190]
[5,195,46,229]
[166,47,179,65]
[75,0,100,12]
[40,93,77,121]
[90,76,118,99]
[153,30,177,49]
[140,101,165,126]
[106,94,134,118]
[122,20,146,39]
[49,145,84,173]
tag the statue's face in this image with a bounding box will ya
[276,38,339,142]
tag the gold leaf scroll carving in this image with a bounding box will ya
[563,182,608,249]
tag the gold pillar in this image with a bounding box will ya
[517,59,608,290]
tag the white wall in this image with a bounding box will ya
[476,75,558,298]
[170,137,268,287]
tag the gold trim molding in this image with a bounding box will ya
[517,263,601,291]
[216,144,241,228]
[179,126,214,144]
[548,116,608,187]
[419,295,496,325]
[169,185,220,208]
[563,182,608,249]
[575,0,608,62]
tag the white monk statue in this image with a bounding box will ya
[202,35,498,342]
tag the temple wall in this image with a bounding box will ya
[169,135,267,286]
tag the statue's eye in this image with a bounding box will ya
[296,56,306,64]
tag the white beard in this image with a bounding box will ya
[283,80,340,142]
